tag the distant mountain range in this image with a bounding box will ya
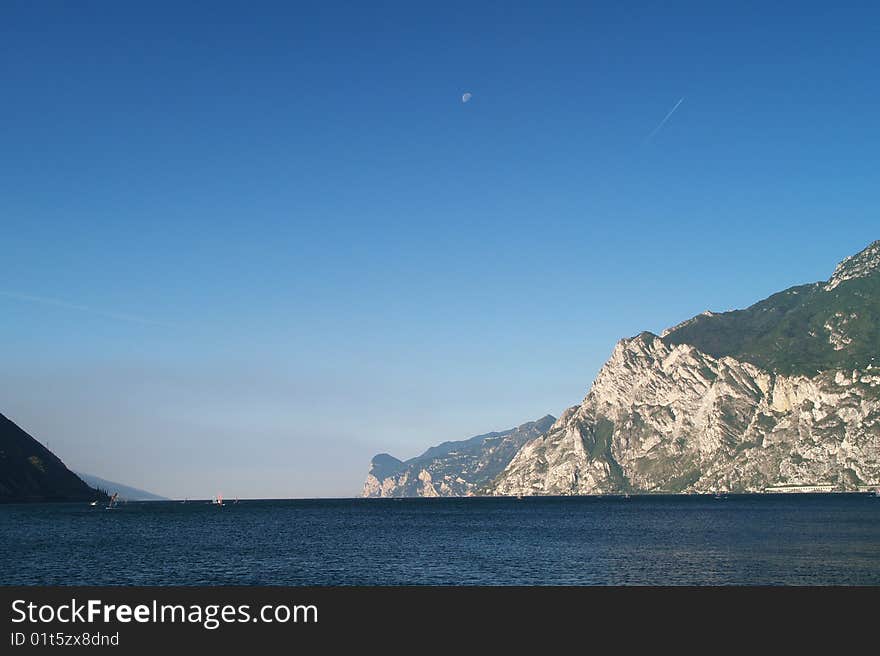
[0,412,105,502]
[363,416,555,497]
[365,240,880,496]
[75,472,166,501]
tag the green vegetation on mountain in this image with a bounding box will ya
[663,241,880,376]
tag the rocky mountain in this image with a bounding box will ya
[363,415,555,497]
[75,472,167,501]
[0,412,106,502]
[489,240,880,495]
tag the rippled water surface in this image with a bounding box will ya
[2,495,879,585]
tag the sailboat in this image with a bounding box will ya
[212,494,223,507]
[105,492,119,510]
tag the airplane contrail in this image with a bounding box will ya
[0,290,174,327]
[645,97,685,142]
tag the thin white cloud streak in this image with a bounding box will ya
[0,291,175,327]
[645,97,685,142]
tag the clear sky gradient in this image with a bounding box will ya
[1,1,878,498]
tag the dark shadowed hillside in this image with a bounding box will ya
[0,413,104,502]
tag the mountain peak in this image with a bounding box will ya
[826,240,880,290]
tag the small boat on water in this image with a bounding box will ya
[89,500,98,507]
[212,494,224,507]
[105,492,119,510]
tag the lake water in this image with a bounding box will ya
[2,495,879,585]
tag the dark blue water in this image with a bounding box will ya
[2,495,879,585]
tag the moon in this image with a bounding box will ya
[461,92,472,103]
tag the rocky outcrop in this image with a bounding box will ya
[826,240,880,290]
[362,415,555,497]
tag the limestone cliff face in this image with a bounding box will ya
[362,415,555,497]
[490,241,880,495]
[489,334,880,495]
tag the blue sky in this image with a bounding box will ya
[1,1,878,498]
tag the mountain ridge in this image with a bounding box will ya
[75,472,167,501]
[363,415,555,497]
[489,240,880,495]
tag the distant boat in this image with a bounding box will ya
[105,492,119,510]
[212,494,223,507]
[516,493,523,500]
[89,500,98,507]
